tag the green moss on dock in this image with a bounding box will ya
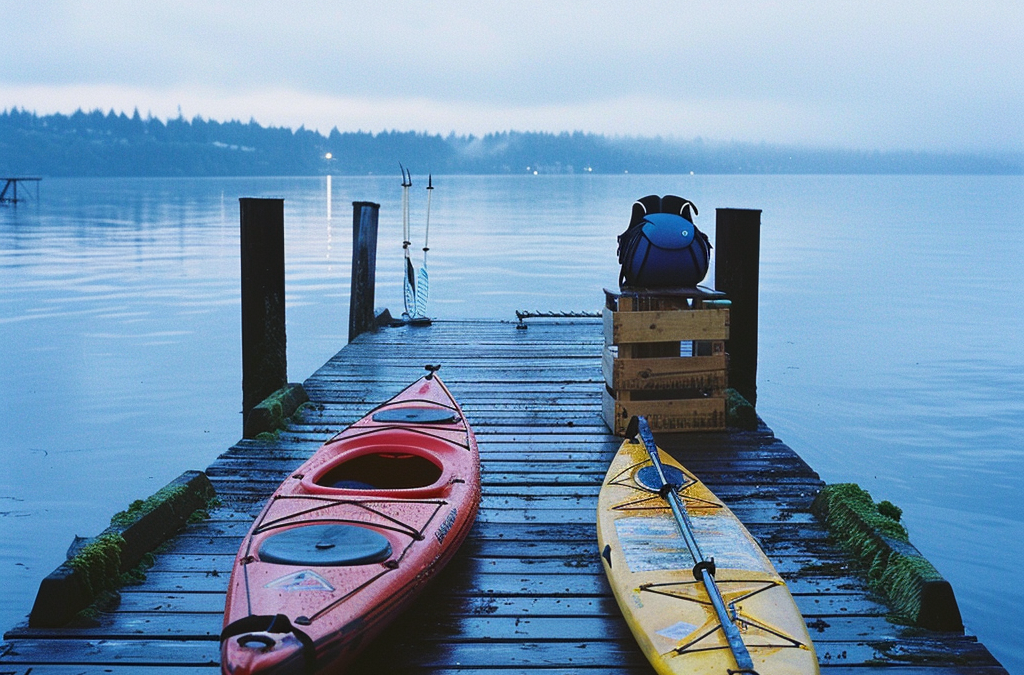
[724,388,757,430]
[120,552,156,586]
[880,553,947,623]
[812,483,954,627]
[244,383,310,438]
[111,483,219,530]
[66,534,164,598]
[61,480,219,626]
[99,476,217,584]
[110,483,190,527]
[878,499,903,521]
[67,533,125,597]
[814,483,908,542]
[187,497,220,524]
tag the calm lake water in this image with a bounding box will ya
[1,174,1021,670]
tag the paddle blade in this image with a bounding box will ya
[415,266,429,318]
[404,258,416,316]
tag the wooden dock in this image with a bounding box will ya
[0,319,1007,673]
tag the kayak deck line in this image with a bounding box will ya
[0,319,1008,673]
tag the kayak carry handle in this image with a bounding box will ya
[221,613,316,674]
[424,364,441,379]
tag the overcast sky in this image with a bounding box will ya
[1,1,1020,152]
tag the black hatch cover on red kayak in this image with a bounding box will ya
[258,524,392,566]
[372,406,458,424]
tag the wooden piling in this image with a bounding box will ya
[349,201,380,342]
[715,208,761,406]
[239,198,287,422]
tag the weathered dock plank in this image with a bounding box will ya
[1,320,1006,673]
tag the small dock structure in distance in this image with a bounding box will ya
[0,318,1008,673]
[0,177,41,204]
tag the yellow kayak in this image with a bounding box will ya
[597,430,819,675]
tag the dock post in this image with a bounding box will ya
[715,208,761,407]
[349,201,380,342]
[240,198,287,423]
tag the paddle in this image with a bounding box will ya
[414,174,433,319]
[400,165,416,318]
[629,415,757,673]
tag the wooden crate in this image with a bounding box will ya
[602,287,729,435]
[602,348,728,394]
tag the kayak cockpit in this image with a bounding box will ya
[301,430,462,498]
[313,452,442,490]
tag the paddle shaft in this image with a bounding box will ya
[423,174,432,261]
[636,417,756,672]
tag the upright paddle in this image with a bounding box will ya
[414,174,433,320]
[400,165,416,318]
[630,415,758,673]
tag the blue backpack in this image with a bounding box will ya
[617,195,711,289]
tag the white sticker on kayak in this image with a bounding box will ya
[265,569,335,592]
[656,620,699,641]
[614,515,767,573]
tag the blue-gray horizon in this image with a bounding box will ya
[7,105,1024,163]
[1,1,1020,153]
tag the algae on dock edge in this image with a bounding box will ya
[66,533,125,597]
[30,471,219,628]
[812,483,963,632]
[110,483,189,527]
[724,387,757,430]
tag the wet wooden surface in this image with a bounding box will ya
[0,320,1007,673]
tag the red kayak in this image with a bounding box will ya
[220,370,480,674]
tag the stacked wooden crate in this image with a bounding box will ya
[602,287,730,435]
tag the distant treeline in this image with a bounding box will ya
[1,108,1021,176]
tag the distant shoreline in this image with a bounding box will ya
[3,108,1021,177]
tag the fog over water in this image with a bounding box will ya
[2,2,1020,152]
